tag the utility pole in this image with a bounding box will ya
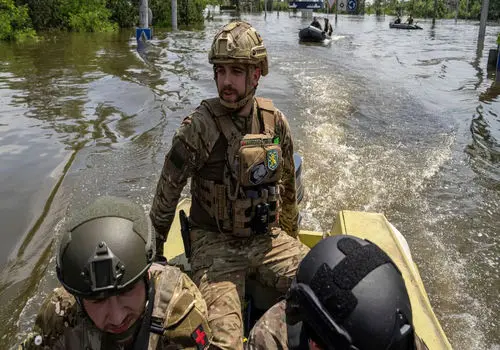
[137,0,152,41]
[335,0,338,23]
[172,0,178,30]
[478,0,489,45]
[432,0,437,25]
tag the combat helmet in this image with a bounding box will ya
[209,21,268,75]
[286,235,416,350]
[56,196,155,299]
[209,21,268,110]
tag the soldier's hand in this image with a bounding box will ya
[18,332,43,349]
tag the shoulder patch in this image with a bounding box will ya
[191,324,209,350]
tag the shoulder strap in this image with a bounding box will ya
[151,266,183,323]
[200,98,227,118]
[255,97,277,136]
[201,98,241,182]
[145,266,184,349]
[286,321,309,350]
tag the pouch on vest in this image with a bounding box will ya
[239,134,282,187]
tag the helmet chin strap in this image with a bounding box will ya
[219,87,256,112]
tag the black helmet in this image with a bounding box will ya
[286,235,415,350]
[56,196,155,299]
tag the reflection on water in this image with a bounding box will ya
[0,15,499,349]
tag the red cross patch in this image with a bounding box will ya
[191,324,208,349]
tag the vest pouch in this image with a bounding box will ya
[239,135,282,187]
[232,198,253,237]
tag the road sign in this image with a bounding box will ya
[136,28,152,41]
[347,0,356,11]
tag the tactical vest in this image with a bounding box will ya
[192,97,284,237]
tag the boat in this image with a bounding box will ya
[164,155,451,348]
[389,22,423,30]
[299,25,331,42]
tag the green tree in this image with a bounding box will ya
[0,0,36,41]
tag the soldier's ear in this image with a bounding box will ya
[251,66,261,87]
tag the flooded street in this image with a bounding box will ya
[0,14,498,349]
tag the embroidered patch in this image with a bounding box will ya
[191,324,209,349]
[250,162,268,185]
[267,149,279,171]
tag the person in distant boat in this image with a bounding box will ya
[247,235,430,350]
[407,14,414,24]
[394,15,402,24]
[310,17,322,30]
[324,18,333,36]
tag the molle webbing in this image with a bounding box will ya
[192,176,279,236]
[196,97,281,237]
[192,177,230,231]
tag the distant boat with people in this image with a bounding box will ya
[299,25,331,42]
[389,22,423,29]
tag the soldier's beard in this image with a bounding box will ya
[218,83,256,112]
[218,85,245,103]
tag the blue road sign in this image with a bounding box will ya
[136,28,152,41]
[347,0,357,11]
[289,1,323,9]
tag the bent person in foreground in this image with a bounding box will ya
[247,235,429,350]
[20,196,212,350]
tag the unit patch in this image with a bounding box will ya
[250,163,268,185]
[266,149,279,171]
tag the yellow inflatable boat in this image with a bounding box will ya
[164,198,451,349]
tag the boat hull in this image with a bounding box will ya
[299,25,329,42]
[164,199,451,348]
[390,22,423,30]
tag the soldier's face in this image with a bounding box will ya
[82,279,146,334]
[215,64,260,102]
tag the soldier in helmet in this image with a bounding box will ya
[247,235,429,350]
[20,196,212,350]
[150,21,309,349]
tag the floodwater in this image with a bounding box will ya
[0,13,498,349]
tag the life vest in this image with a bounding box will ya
[192,97,284,237]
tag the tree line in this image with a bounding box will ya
[1,0,209,41]
[365,0,500,20]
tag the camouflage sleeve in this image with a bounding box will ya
[159,267,213,349]
[19,287,78,350]
[150,112,217,243]
[275,109,299,238]
[247,300,288,349]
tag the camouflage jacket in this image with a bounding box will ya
[247,300,430,350]
[150,97,299,242]
[19,264,211,350]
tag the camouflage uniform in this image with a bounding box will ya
[247,300,430,350]
[20,263,212,350]
[150,20,309,349]
[150,96,310,349]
